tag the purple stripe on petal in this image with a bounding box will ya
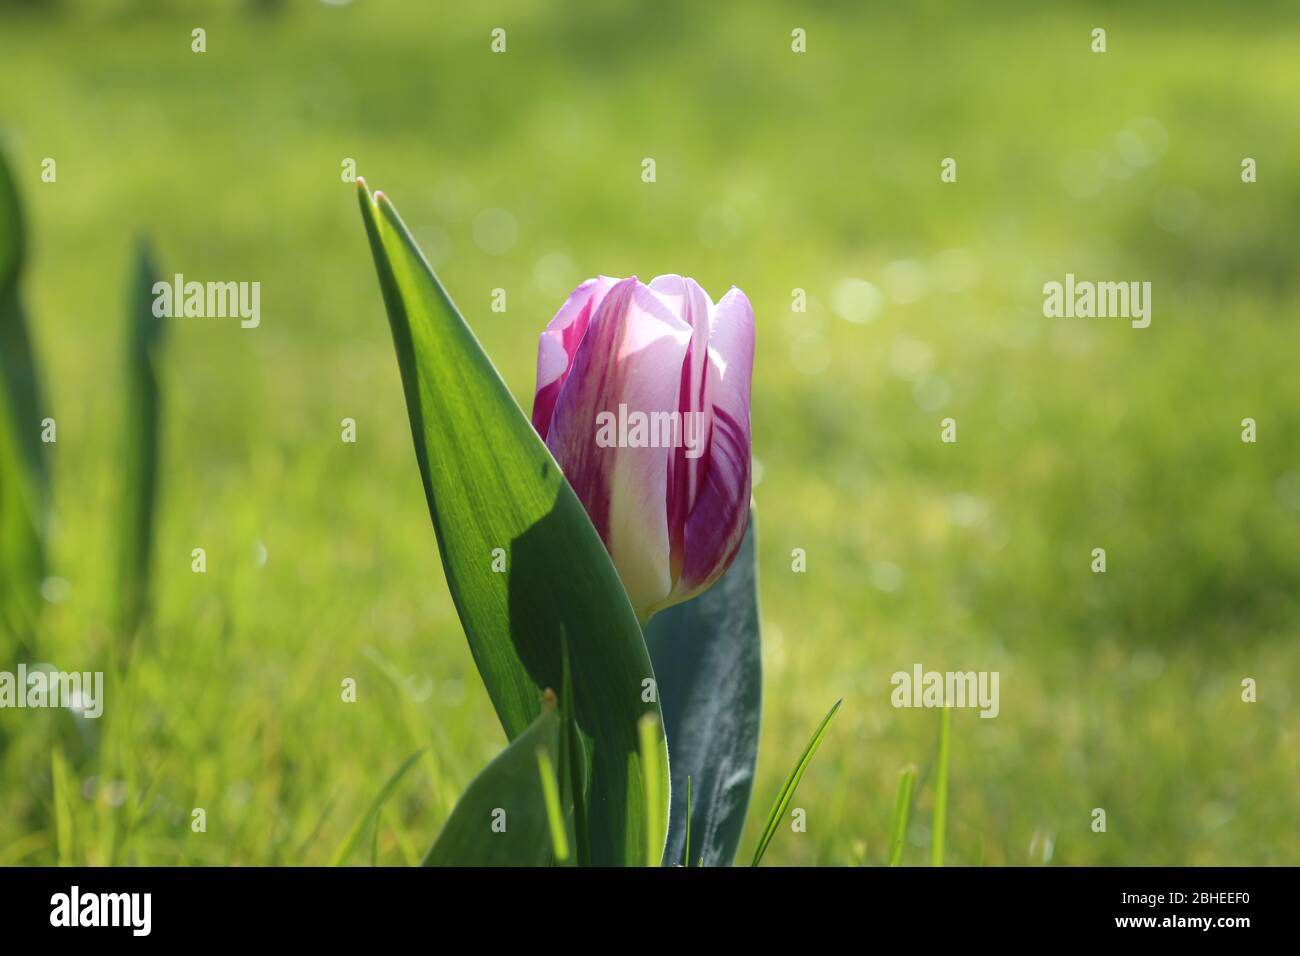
[666,286,755,607]
[651,276,715,576]
[530,276,618,439]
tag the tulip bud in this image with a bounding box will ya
[531,275,754,621]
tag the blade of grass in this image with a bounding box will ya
[51,746,74,866]
[684,775,692,867]
[116,239,165,642]
[887,764,916,866]
[638,713,666,866]
[932,707,950,867]
[328,748,424,867]
[750,698,842,867]
[559,634,589,866]
[295,790,340,862]
[536,748,569,864]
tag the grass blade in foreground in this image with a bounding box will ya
[357,180,666,866]
[638,713,666,866]
[644,508,761,866]
[536,748,569,864]
[932,707,950,866]
[887,764,916,867]
[116,239,166,640]
[750,698,841,867]
[329,748,424,866]
[424,696,561,867]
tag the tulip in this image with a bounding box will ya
[531,275,754,621]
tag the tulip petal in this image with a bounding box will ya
[531,276,617,439]
[648,275,715,577]
[669,286,755,606]
[546,278,694,615]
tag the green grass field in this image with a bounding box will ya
[1,0,1298,865]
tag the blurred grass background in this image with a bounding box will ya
[1,0,1298,865]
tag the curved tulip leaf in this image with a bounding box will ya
[645,509,761,866]
[117,239,166,639]
[424,696,561,866]
[357,181,667,866]
[0,148,45,656]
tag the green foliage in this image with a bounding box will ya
[536,746,569,864]
[932,708,950,867]
[645,509,761,866]
[357,182,667,866]
[116,239,166,641]
[2,1,1298,867]
[887,765,916,867]
[0,147,44,658]
[329,748,424,867]
[424,699,560,867]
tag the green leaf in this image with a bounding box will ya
[357,181,666,866]
[0,385,41,651]
[750,698,841,867]
[424,696,561,866]
[0,148,45,657]
[329,748,424,867]
[0,147,47,503]
[644,508,761,866]
[0,147,22,288]
[932,707,950,867]
[887,764,916,867]
[116,239,166,639]
[51,746,75,866]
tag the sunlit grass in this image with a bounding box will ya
[1,0,1298,866]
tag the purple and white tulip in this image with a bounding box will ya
[531,275,755,621]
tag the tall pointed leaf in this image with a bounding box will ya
[644,508,761,866]
[357,181,666,866]
[0,148,46,656]
[0,148,47,503]
[116,239,166,638]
